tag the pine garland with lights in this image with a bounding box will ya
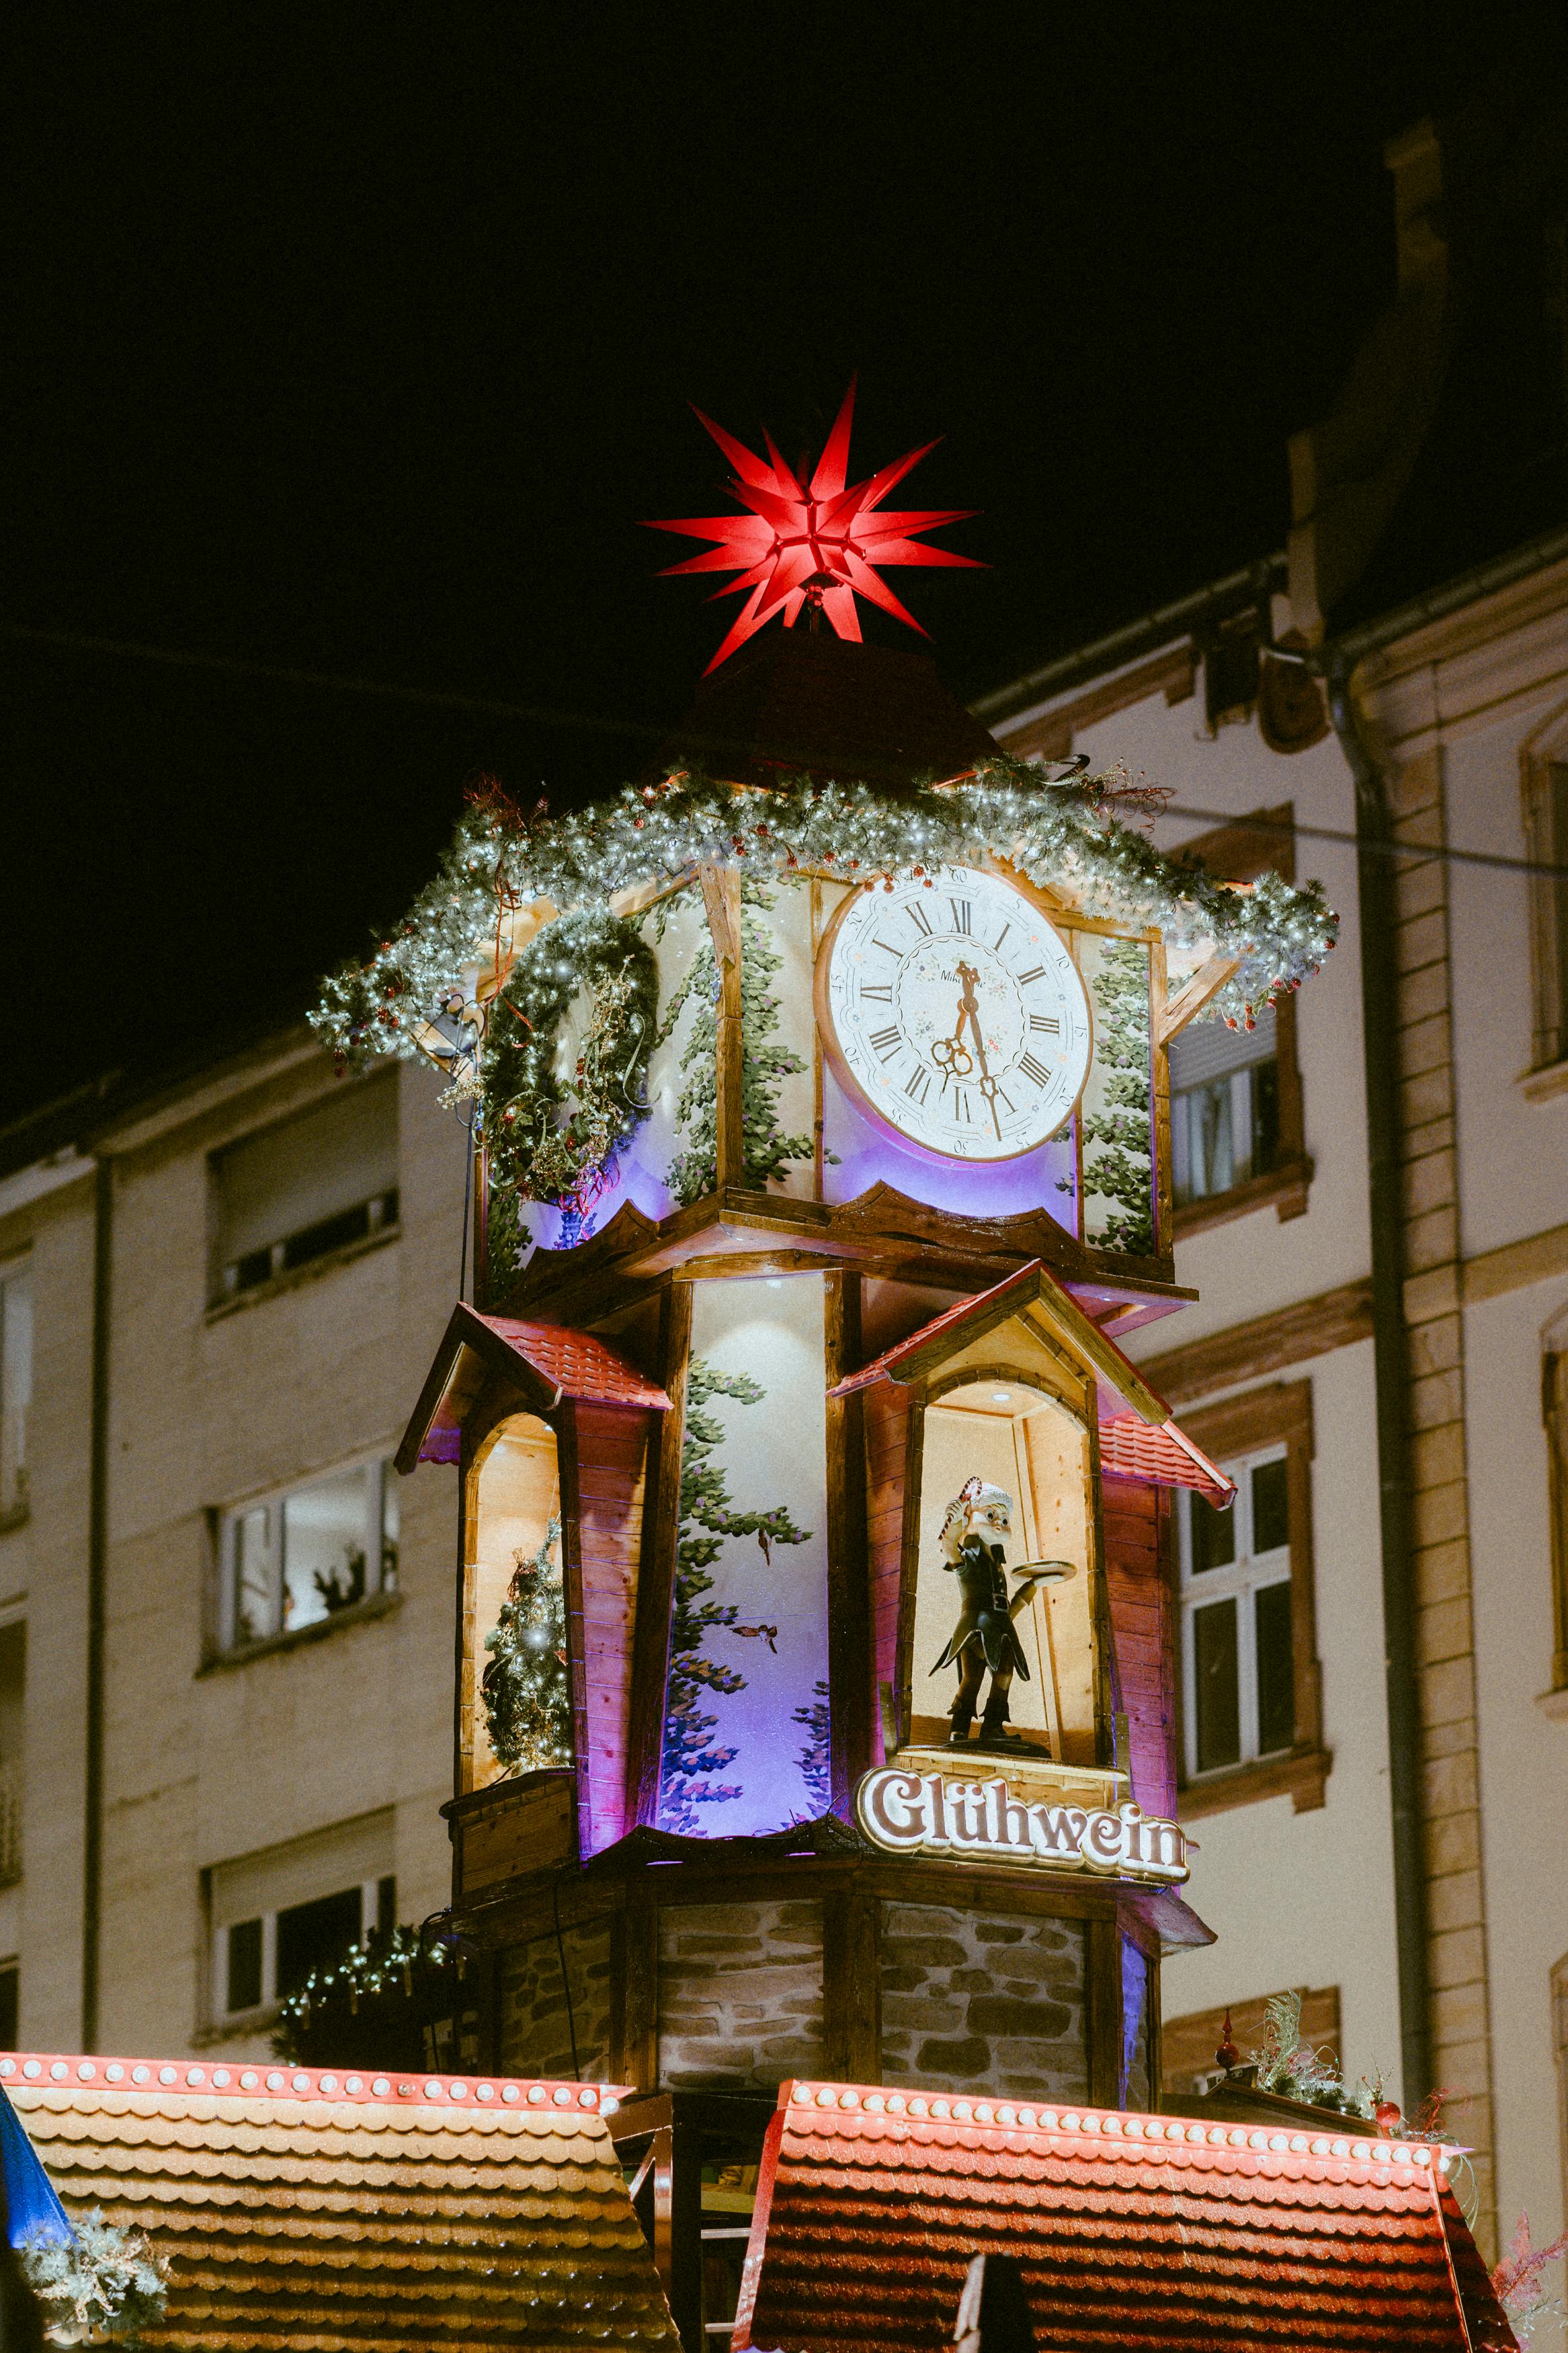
[481,1517,571,1774]
[1079,938,1155,1254]
[272,1923,458,2070]
[311,757,1336,1084]
[484,910,657,1224]
[792,1678,832,1812]
[659,1361,809,1833]
[658,881,811,1205]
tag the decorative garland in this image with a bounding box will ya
[484,908,658,1222]
[312,756,1338,1086]
[19,2213,169,2347]
[1079,939,1155,1255]
[272,1923,456,2069]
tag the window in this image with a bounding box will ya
[219,1457,399,1651]
[1524,749,1568,1075]
[1172,1382,1326,1818]
[0,1267,32,1527]
[210,1072,399,1304]
[209,1811,395,2024]
[1167,808,1309,1236]
[0,1622,24,1889]
[1542,1343,1568,1693]
[0,1963,16,2050]
[1169,1007,1282,1208]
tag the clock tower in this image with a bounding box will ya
[342,395,1336,2352]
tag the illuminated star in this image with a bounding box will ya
[646,380,983,673]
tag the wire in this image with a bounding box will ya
[8,618,1568,881]
[552,1874,581,2083]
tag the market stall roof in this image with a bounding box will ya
[4,2052,679,2353]
[735,2078,1510,2353]
[397,1300,672,1471]
[829,1258,1235,1506]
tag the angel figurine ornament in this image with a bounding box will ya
[930,1476,1072,1752]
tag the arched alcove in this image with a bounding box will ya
[464,1410,563,1792]
[910,1370,1101,1765]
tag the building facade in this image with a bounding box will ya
[979,102,1568,2264]
[0,1035,468,2061]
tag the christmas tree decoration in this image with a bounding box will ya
[645,380,983,672]
[659,1361,809,1833]
[19,2210,169,2347]
[482,1519,571,1774]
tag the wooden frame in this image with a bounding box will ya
[1169,1380,1329,1819]
[1519,701,1568,1076]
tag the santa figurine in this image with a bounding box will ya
[930,1477,1063,1751]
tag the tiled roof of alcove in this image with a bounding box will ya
[399,1300,671,1469]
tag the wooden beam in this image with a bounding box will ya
[824,1273,872,1811]
[822,1885,881,2081]
[1155,953,1243,1044]
[616,1888,659,2093]
[1086,1913,1123,2106]
[700,864,745,1191]
[624,1282,694,1827]
[553,1404,594,1851]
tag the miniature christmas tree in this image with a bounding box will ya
[482,1517,571,1773]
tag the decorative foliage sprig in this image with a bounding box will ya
[312,758,1337,1083]
[19,2212,169,2348]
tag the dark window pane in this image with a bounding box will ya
[1552,765,1568,1030]
[1189,1491,1236,1574]
[1194,1599,1241,1772]
[0,1965,18,2048]
[282,1200,372,1273]
[1251,1458,1290,1555]
[1252,1056,1280,1174]
[376,1874,397,1936]
[226,1917,263,2012]
[276,1886,363,2001]
[1255,1579,1296,1755]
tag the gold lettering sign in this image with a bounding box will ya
[855,1764,1190,1886]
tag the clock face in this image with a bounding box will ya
[816,863,1093,1162]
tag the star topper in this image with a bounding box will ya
[646,379,983,673]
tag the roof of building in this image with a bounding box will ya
[5,2052,679,2353]
[397,1300,671,1470]
[735,2078,1512,2353]
[830,1260,1234,1505]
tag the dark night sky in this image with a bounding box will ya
[4,4,1546,1130]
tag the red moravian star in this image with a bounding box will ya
[646,380,983,673]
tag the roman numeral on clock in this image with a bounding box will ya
[1019,1051,1051,1089]
[905,1067,931,1105]
[949,898,971,935]
[861,984,893,1003]
[1018,965,1046,987]
[870,1025,902,1062]
[906,902,932,937]
[1030,1012,1061,1035]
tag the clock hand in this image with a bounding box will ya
[958,962,1003,1140]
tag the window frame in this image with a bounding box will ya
[1170,1380,1327,1819]
[1542,1345,1568,1695]
[212,1451,401,1662]
[210,1873,396,2028]
[0,1260,32,1533]
[1165,806,1311,1239]
[1179,1439,1293,1780]
[1521,706,1568,1091]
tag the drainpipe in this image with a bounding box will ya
[82,1156,112,2052]
[1322,649,1431,2110]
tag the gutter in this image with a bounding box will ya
[83,1157,112,2051]
[972,555,1285,727]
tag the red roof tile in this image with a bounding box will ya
[735,2079,1514,2353]
[398,1301,671,1469]
[1100,1412,1236,1506]
[480,1314,672,1408]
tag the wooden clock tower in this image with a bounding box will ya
[361,396,1334,2349]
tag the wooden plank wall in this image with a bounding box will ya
[572,1402,653,1853]
[1100,1476,1175,1819]
[862,1380,914,1760]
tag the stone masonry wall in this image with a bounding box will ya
[497,1916,613,2082]
[879,1902,1088,2100]
[658,1899,824,2089]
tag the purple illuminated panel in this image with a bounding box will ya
[821,1064,1080,1229]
